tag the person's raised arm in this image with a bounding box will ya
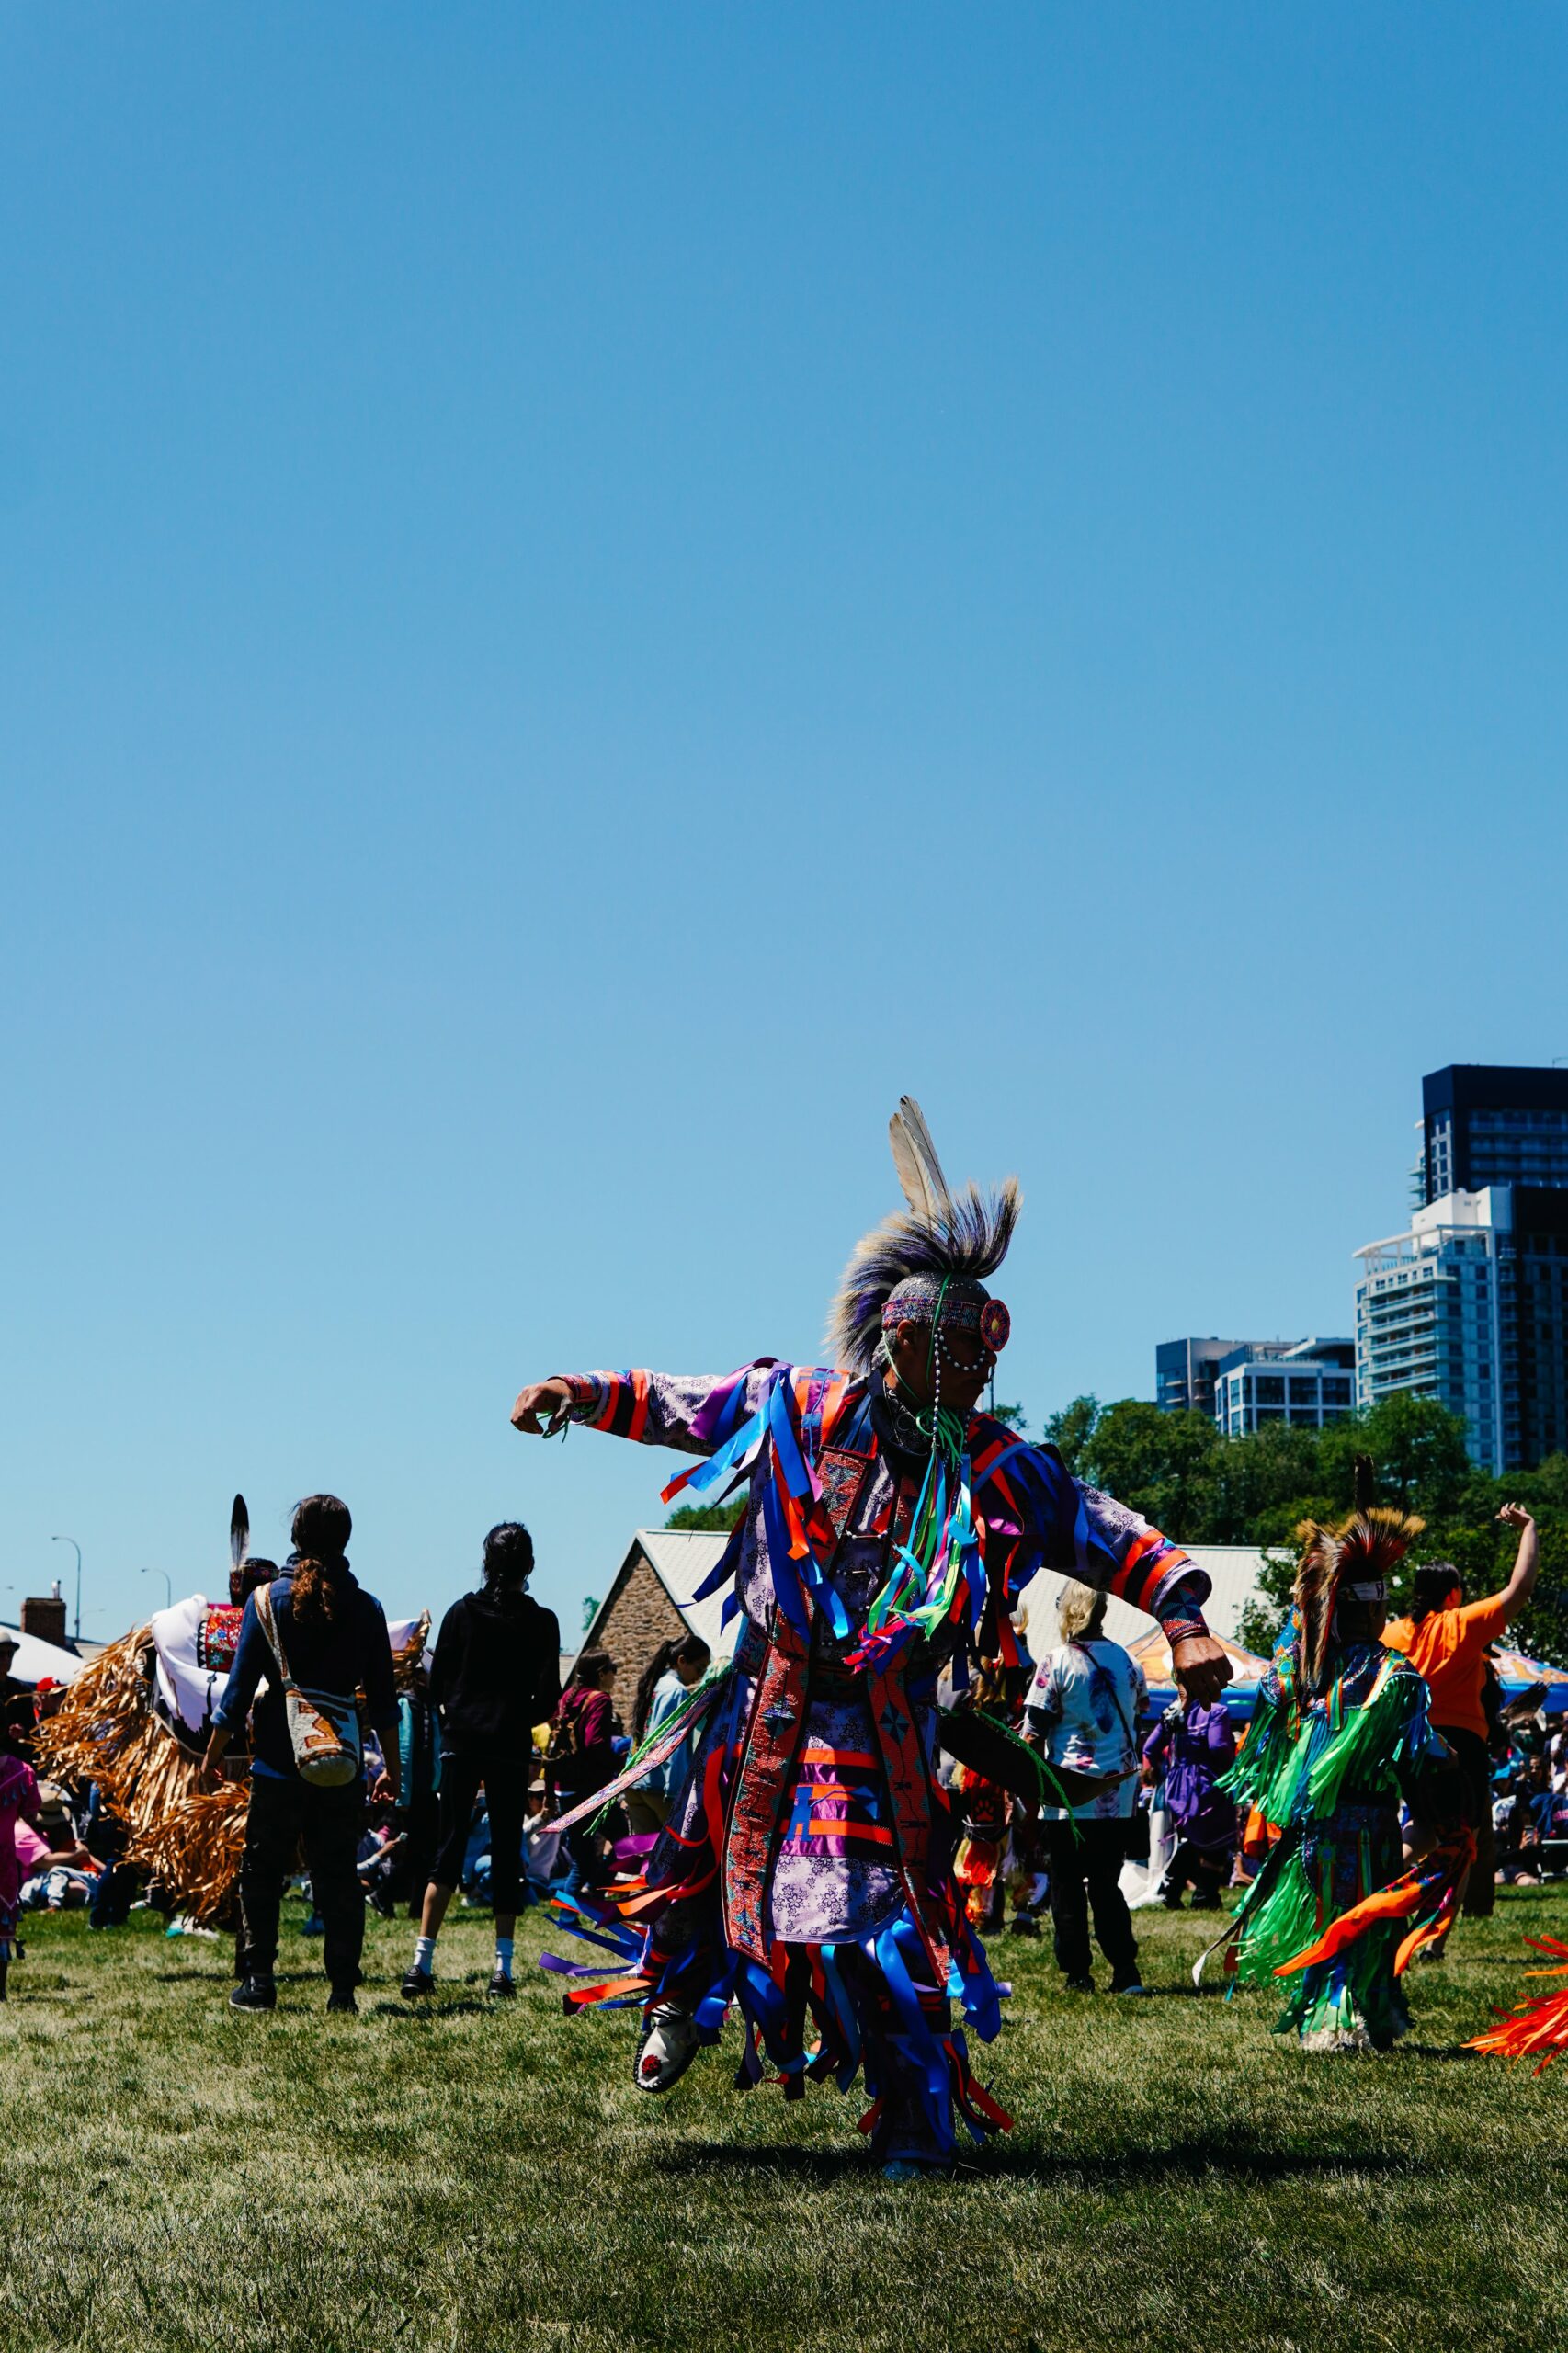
[1494,1503,1540,1628]
[511,1360,782,1459]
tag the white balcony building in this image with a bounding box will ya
[1353,1188,1507,1474]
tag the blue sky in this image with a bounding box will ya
[4,6,1567,1643]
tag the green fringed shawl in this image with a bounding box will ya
[1221,1643,1438,1837]
[1221,1642,1449,2044]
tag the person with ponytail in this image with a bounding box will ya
[205,1494,400,2016]
[402,1522,561,2000]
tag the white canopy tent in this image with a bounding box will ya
[0,1621,87,1687]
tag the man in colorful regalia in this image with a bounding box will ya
[513,1100,1231,2177]
[1210,1464,1470,2052]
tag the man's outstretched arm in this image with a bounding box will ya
[511,1361,781,1459]
[976,1431,1233,1705]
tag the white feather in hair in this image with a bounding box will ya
[824,1097,1020,1376]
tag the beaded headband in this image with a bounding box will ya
[881,1276,1011,1351]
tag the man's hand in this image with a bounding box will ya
[199,1729,231,1790]
[1498,1502,1535,1533]
[511,1379,573,1435]
[1171,1634,1233,1707]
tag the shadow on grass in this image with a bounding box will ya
[654,2130,1420,2188]
[369,1997,489,2019]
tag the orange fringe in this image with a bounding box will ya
[1272,1832,1473,1981]
[1466,1936,1568,2073]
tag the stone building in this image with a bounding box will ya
[577,1528,736,1701]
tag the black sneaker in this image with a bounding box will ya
[230,1977,277,2012]
[488,1969,516,1999]
[1111,1975,1149,1997]
[326,1988,358,2015]
[1064,1973,1096,1994]
[401,1965,436,1998]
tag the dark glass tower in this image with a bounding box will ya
[1421,1065,1568,1204]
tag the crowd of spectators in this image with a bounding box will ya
[2,1526,1563,2005]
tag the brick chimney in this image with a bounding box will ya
[20,1595,68,1650]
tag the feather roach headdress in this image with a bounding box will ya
[824,1097,1020,1377]
[1292,1455,1424,1693]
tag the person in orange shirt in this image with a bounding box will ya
[1384,1502,1538,1931]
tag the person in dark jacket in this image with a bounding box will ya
[204,1495,400,2016]
[402,1522,561,2000]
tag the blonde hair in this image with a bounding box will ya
[1057,1580,1108,1644]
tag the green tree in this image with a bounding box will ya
[1206,1422,1327,1544]
[665,1494,747,1533]
[1076,1401,1221,1544]
[1040,1395,1099,1477]
[1319,1392,1471,1518]
[1235,1548,1296,1657]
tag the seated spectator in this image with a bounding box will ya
[19,1813,98,1910]
[523,1779,562,1900]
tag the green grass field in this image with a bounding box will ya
[2,1885,1564,2353]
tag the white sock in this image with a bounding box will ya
[414,1935,436,1973]
[494,1937,514,1974]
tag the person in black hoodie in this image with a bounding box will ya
[401,1522,561,1999]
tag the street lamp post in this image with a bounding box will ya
[141,1566,173,1611]
[51,1537,83,1643]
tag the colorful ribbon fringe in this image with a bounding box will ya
[661,1363,992,1673]
[1466,1934,1568,2072]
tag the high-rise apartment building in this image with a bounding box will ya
[1354,1179,1568,1472]
[1415,1065,1568,1207]
[1355,1190,1507,1472]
